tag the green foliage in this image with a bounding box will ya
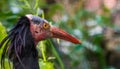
[0,0,117,69]
[0,23,13,69]
[39,60,54,69]
[47,39,65,69]
[0,22,7,42]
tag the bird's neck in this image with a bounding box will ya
[13,48,39,69]
[11,28,40,69]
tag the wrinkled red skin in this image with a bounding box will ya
[30,23,51,44]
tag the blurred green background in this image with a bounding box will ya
[0,0,120,69]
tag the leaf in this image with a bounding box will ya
[0,22,7,42]
[0,22,12,69]
[39,60,54,69]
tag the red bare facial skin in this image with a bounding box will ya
[27,14,81,45]
[30,23,51,44]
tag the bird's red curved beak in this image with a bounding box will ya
[50,26,81,44]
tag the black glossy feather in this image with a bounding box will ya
[0,16,39,69]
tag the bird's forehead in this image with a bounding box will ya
[31,16,44,24]
[26,14,48,24]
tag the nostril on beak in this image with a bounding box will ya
[35,31,38,33]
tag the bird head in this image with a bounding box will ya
[26,14,81,44]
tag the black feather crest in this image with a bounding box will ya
[0,16,39,69]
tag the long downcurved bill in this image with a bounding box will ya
[50,26,81,44]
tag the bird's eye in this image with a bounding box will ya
[43,23,50,29]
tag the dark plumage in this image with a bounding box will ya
[0,16,39,69]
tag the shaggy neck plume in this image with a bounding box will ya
[0,16,39,69]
